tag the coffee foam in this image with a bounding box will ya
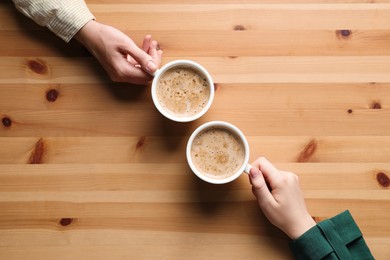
[156,66,210,118]
[190,127,246,179]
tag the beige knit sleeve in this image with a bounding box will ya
[12,0,95,42]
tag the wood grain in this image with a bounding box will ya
[1,136,390,163]
[1,0,390,259]
[1,109,390,136]
[2,56,390,84]
[3,30,390,57]
[1,83,389,110]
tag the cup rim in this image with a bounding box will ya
[186,121,250,184]
[151,60,214,122]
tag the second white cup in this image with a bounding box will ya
[151,60,214,122]
[186,121,252,184]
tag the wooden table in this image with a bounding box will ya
[1,0,390,259]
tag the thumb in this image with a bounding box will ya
[249,167,275,206]
[122,44,158,74]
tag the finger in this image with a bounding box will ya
[249,167,276,206]
[122,66,152,84]
[280,170,300,185]
[119,42,158,74]
[126,54,138,66]
[111,58,153,85]
[157,49,163,60]
[251,157,282,189]
[148,40,162,66]
[156,49,163,68]
[142,35,152,52]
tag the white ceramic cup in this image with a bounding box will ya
[186,121,252,184]
[151,60,214,122]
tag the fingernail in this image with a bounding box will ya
[250,167,261,179]
[146,60,157,72]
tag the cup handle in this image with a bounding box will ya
[244,164,253,174]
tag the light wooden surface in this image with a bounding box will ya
[1,0,390,259]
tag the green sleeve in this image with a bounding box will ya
[289,210,374,260]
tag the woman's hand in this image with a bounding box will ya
[75,20,163,85]
[249,157,316,239]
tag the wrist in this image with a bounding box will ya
[74,20,100,48]
[288,216,316,240]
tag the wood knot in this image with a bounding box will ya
[227,56,238,59]
[337,29,352,39]
[376,172,389,188]
[26,59,48,75]
[298,139,317,162]
[2,117,12,127]
[136,136,146,150]
[347,109,353,114]
[46,89,59,102]
[370,101,382,109]
[59,218,74,227]
[28,138,45,164]
[233,25,246,31]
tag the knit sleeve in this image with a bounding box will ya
[289,210,374,259]
[12,0,95,42]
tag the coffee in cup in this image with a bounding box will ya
[151,60,214,122]
[187,121,252,184]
